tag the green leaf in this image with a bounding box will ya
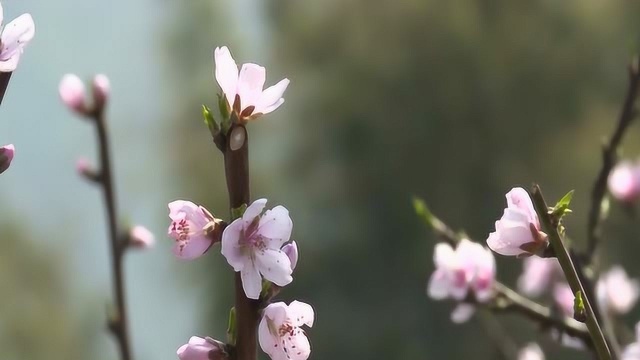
[231,204,247,220]
[551,190,574,219]
[202,105,219,135]
[573,290,587,323]
[413,197,435,229]
[226,307,237,346]
[218,94,232,134]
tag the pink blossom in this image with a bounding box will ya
[517,256,562,297]
[177,336,225,360]
[221,199,293,299]
[0,143,14,174]
[622,323,640,360]
[129,225,154,249]
[518,343,545,360]
[0,4,34,72]
[487,187,547,257]
[608,161,640,203]
[597,266,639,314]
[259,301,314,360]
[450,303,476,324]
[553,283,574,317]
[168,200,218,260]
[427,239,496,303]
[92,74,110,109]
[214,46,289,120]
[282,241,298,270]
[59,74,87,114]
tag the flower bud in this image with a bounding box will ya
[0,144,15,174]
[177,336,227,360]
[76,157,101,182]
[129,225,155,249]
[608,161,640,203]
[59,74,87,114]
[92,74,110,110]
[282,241,298,270]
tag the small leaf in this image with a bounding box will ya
[413,197,435,229]
[231,204,247,220]
[573,290,587,323]
[226,307,237,346]
[202,105,219,135]
[551,190,575,220]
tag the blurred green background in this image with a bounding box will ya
[2,0,640,358]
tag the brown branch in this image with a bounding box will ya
[91,106,132,360]
[222,123,259,360]
[0,72,12,106]
[587,57,640,262]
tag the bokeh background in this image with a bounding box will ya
[2,0,640,359]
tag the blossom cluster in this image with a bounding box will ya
[171,47,313,360]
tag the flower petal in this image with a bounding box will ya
[433,243,455,269]
[237,63,266,109]
[0,14,34,63]
[221,219,246,271]
[259,316,280,358]
[172,233,212,260]
[243,198,268,227]
[255,78,289,114]
[285,330,311,360]
[518,343,545,360]
[258,205,293,248]
[214,46,238,105]
[241,261,263,299]
[451,304,476,323]
[427,269,450,300]
[288,300,314,327]
[256,248,293,287]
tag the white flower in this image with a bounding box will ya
[0,4,35,72]
[487,187,547,257]
[221,199,294,299]
[214,46,289,120]
[259,301,314,360]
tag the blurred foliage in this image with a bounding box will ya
[0,221,91,359]
[167,0,640,359]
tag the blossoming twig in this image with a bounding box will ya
[531,185,611,360]
[587,56,640,262]
[414,198,591,341]
[221,121,260,360]
[0,71,11,106]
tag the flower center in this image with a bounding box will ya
[171,219,190,241]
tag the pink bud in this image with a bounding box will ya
[59,74,87,114]
[129,225,155,249]
[92,74,110,109]
[177,336,226,360]
[282,241,298,270]
[0,144,15,174]
[608,161,640,203]
[76,157,100,182]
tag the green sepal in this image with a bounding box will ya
[573,290,587,323]
[218,94,232,134]
[202,105,219,135]
[226,307,237,346]
[231,204,248,220]
[551,190,574,219]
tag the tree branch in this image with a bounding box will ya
[531,185,611,360]
[222,124,259,360]
[415,200,591,342]
[0,72,12,106]
[587,57,640,261]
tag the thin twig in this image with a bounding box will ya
[531,185,611,360]
[92,107,132,360]
[587,57,640,262]
[477,309,519,360]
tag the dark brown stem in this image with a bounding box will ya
[0,72,12,106]
[587,58,640,261]
[93,107,132,360]
[223,124,259,360]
